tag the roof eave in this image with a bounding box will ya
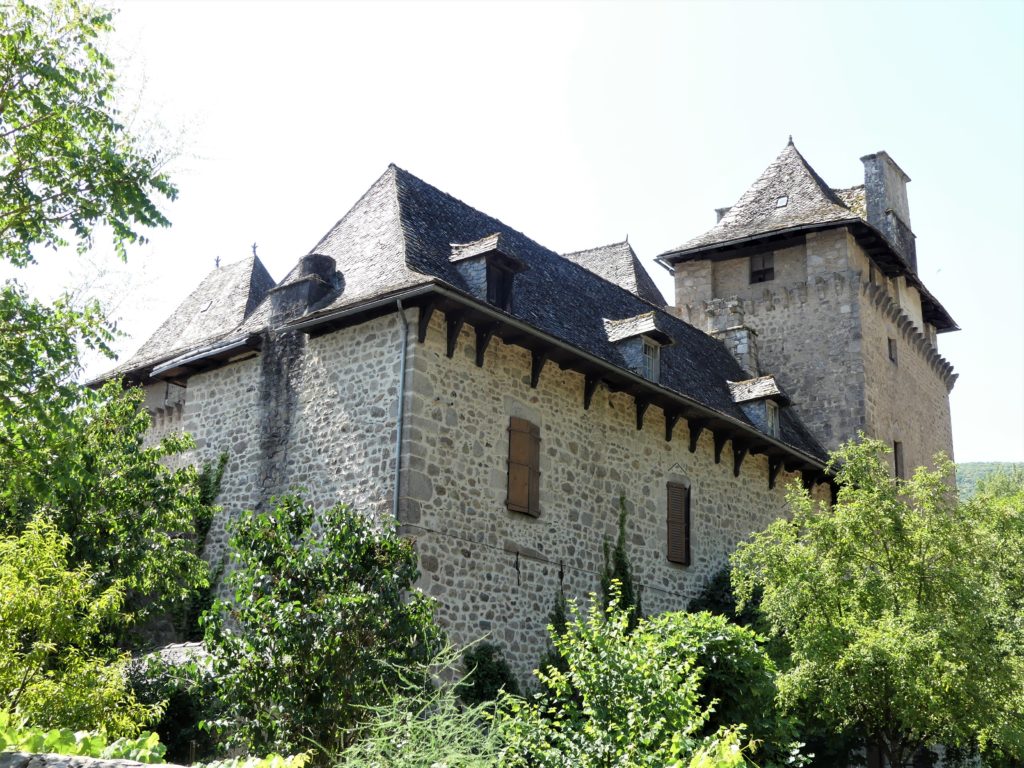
[288,282,830,474]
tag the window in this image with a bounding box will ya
[641,339,660,382]
[765,400,779,437]
[750,252,774,284]
[507,417,540,516]
[486,261,514,310]
[775,195,789,208]
[666,481,691,565]
[888,337,898,364]
[893,441,905,479]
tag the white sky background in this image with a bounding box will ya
[12,0,1024,462]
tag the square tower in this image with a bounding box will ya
[657,141,959,473]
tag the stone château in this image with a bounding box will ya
[104,141,957,676]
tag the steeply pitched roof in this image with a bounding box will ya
[562,241,666,306]
[668,140,859,254]
[104,255,274,380]
[107,164,827,463]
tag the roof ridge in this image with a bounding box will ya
[784,142,849,210]
[562,240,631,258]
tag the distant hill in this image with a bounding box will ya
[956,462,1024,499]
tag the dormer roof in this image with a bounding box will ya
[603,311,673,345]
[728,375,790,405]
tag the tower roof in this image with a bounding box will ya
[670,141,860,253]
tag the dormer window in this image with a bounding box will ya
[641,338,661,382]
[486,261,514,310]
[765,400,779,437]
[750,252,774,284]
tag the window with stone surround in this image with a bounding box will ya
[666,481,691,565]
[507,417,540,516]
[750,252,774,284]
[888,337,898,364]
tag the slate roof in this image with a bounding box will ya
[562,241,666,306]
[107,164,827,463]
[728,375,789,404]
[666,140,860,254]
[102,254,274,381]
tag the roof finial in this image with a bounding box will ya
[787,134,794,146]
[252,242,258,258]
[625,233,629,243]
[215,255,221,268]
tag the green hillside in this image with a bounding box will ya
[956,462,1024,498]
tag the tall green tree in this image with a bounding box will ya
[204,495,443,761]
[1,0,176,267]
[731,437,1024,766]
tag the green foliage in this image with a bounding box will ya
[0,712,167,763]
[457,641,520,706]
[731,437,1024,767]
[599,498,642,631]
[498,589,773,767]
[127,651,217,764]
[197,753,312,768]
[956,462,1024,499]
[0,516,157,735]
[0,0,176,267]
[337,648,504,768]
[204,495,444,760]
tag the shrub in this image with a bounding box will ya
[203,495,443,760]
[457,641,520,706]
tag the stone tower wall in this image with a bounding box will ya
[849,242,956,472]
[675,229,868,452]
[671,227,956,467]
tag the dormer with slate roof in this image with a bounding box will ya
[658,141,958,475]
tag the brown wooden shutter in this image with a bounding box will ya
[667,481,690,565]
[508,417,540,516]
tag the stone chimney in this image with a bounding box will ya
[704,298,760,376]
[269,253,338,322]
[861,151,917,271]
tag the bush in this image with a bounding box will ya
[457,641,520,706]
[498,587,785,767]
[203,495,443,760]
[0,712,166,763]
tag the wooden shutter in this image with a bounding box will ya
[507,417,540,516]
[667,481,690,565]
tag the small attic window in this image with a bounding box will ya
[765,400,780,437]
[486,260,514,310]
[641,338,661,382]
[776,195,789,208]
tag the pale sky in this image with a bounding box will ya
[12,0,1024,462]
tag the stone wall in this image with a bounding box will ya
[676,229,868,452]
[142,315,408,582]
[400,312,812,679]
[0,755,180,768]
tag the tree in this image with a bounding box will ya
[731,437,1024,766]
[1,0,176,267]
[498,590,777,767]
[0,515,157,735]
[203,495,444,760]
